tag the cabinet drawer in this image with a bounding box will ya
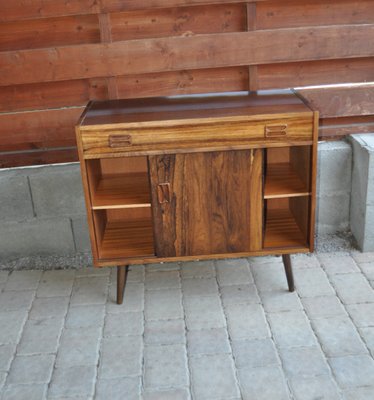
[80,115,313,156]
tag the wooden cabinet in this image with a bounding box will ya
[76,91,318,304]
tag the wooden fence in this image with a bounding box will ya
[1,0,373,167]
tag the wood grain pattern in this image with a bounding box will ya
[149,150,263,257]
[2,25,374,86]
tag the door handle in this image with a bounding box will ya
[265,124,288,137]
[157,183,171,204]
[108,134,132,147]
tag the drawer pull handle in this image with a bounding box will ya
[157,183,171,204]
[265,124,288,137]
[109,134,132,147]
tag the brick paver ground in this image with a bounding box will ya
[1,251,374,399]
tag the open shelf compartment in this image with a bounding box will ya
[93,208,155,260]
[86,157,151,209]
[264,197,310,249]
[264,146,311,199]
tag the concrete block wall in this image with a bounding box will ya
[0,141,356,265]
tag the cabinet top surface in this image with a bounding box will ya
[78,91,313,128]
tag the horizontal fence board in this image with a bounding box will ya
[0,148,78,168]
[257,58,374,90]
[0,0,258,22]
[319,116,374,140]
[0,107,83,151]
[110,4,246,41]
[116,67,249,98]
[0,79,108,113]
[257,0,374,29]
[0,15,100,52]
[2,24,374,87]
[298,86,374,118]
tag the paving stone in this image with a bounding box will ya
[95,377,141,400]
[318,254,360,275]
[0,384,47,400]
[294,268,335,298]
[190,354,240,399]
[99,336,142,378]
[146,262,180,272]
[357,261,374,280]
[65,304,105,329]
[237,365,290,400]
[0,344,16,371]
[302,296,347,319]
[55,327,101,368]
[343,386,374,400]
[142,388,191,400]
[187,328,230,355]
[144,344,188,390]
[329,355,374,388]
[48,365,96,398]
[311,316,367,357]
[5,271,42,291]
[17,317,64,355]
[126,265,145,283]
[0,310,27,344]
[231,338,279,369]
[144,319,186,345]
[182,278,218,297]
[107,283,144,313]
[216,258,253,286]
[248,255,282,265]
[292,254,321,269]
[75,267,110,278]
[289,375,341,400]
[29,296,70,320]
[225,303,270,340]
[104,312,144,337]
[0,290,35,311]
[0,372,5,392]
[71,276,108,305]
[252,262,288,292]
[359,327,374,353]
[184,296,225,331]
[37,270,75,298]
[0,271,8,284]
[145,289,183,321]
[268,311,317,348]
[145,270,181,290]
[181,260,215,279]
[279,346,330,378]
[7,354,55,384]
[329,273,374,304]
[351,251,374,264]
[346,303,374,327]
[220,284,260,306]
[260,290,302,313]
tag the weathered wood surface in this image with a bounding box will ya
[1,0,373,167]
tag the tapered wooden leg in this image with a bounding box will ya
[282,254,295,292]
[117,266,128,305]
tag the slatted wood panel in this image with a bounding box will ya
[0,0,373,167]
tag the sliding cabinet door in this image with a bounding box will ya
[149,149,263,257]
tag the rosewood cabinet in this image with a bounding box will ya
[76,91,318,304]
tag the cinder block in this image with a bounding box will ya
[318,141,352,195]
[349,134,374,251]
[0,175,34,221]
[0,218,75,260]
[316,193,350,234]
[29,164,85,217]
[71,216,91,253]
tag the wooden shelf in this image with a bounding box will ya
[264,208,307,249]
[264,163,310,199]
[91,172,151,209]
[99,218,155,259]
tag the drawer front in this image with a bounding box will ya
[80,115,313,156]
